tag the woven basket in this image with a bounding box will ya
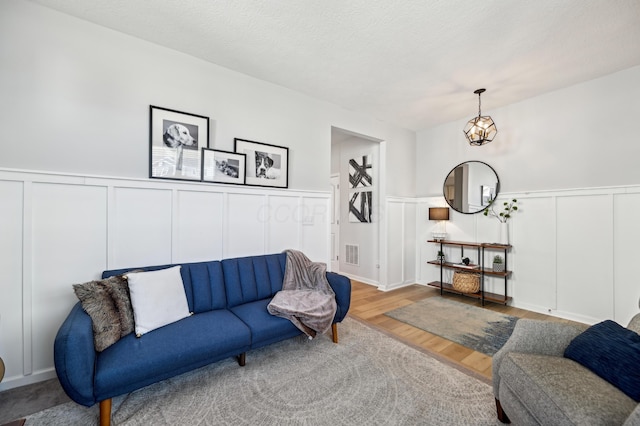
[452,271,480,294]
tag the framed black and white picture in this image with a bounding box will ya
[349,155,373,188]
[349,191,373,223]
[201,148,246,185]
[481,185,495,206]
[149,105,209,181]
[234,138,289,188]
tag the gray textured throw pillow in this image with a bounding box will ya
[73,280,122,352]
[103,275,135,337]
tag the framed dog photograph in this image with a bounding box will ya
[201,148,246,185]
[149,105,209,181]
[234,138,289,188]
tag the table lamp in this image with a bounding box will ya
[429,207,450,241]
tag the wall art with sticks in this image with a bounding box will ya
[349,155,372,188]
[349,190,373,223]
[348,153,374,223]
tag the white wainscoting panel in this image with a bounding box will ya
[225,193,267,258]
[31,183,108,373]
[300,196,330,262]
[386,201,404,288]
[556,194,614,323]
[266,195,300,255]
[382,197,417,290]
[613,192,640,325]
[112,187,173,269]
[0,181,24,383]
[0,168,330,390]
[511,196,557,311]
[175,190,224,263]
[403,203,417,285]
[417,187,639,325]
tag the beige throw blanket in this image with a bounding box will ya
[267,250,337,338]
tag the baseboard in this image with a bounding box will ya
[339,273,379,288]
[378,280,416,292]
[504,301,595,325]
[0,369,57,392]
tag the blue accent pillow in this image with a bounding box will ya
[564,320,640,402]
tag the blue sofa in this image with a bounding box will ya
[54,253,351,426]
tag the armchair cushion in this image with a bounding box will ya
[564,320,640,401]
[492,319,587,398]
[499,353,637,425]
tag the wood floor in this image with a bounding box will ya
[348,280,577,382]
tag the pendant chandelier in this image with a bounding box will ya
[463,88,497,146]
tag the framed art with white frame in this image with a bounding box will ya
[201,148,246,185]
[149,105,209,181]
[234,138,289,188]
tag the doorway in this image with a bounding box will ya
[330,127,383,285]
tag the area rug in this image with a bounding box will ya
[25,318,500,425]
[384,297,518,356]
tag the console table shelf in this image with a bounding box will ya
[428,239,512,305]
[425,281,512,304]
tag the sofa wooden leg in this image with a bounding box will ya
[99,398,112,426]
[237,352,246,366]
[332,323,338,344]
[495,398,510,423]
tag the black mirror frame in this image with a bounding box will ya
[443,160,500,215]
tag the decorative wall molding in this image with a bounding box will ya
[415,184,640,327]
[0,167,330,391]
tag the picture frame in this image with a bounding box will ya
[234,138,289,188]
[481,185,495,206]
[149,105,209,181]
[349,191,373,223]
[201,148,246,185]
[349,155,373,188]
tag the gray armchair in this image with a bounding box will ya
[493,313,640,425]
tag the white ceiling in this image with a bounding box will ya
[29,0,640,132]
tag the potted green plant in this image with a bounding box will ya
[484,198,518,222]
[492,255,505,272]
[436,250,445,263]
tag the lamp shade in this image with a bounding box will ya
[429,207,449,221]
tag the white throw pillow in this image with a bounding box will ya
[125,266,191,337]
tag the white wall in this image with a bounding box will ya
[0,1,417,390]
[0,1,416,193]
[417,66,640,196]
[415,66,640,326]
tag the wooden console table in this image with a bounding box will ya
[427,240,512,305]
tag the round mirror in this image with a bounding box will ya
[443,161,500,214]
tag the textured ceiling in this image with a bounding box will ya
[29,0,640,131]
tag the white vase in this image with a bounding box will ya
[499,222,509,245]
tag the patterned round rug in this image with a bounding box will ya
[26,318,500,425]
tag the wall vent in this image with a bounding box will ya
[345,244,359,266]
